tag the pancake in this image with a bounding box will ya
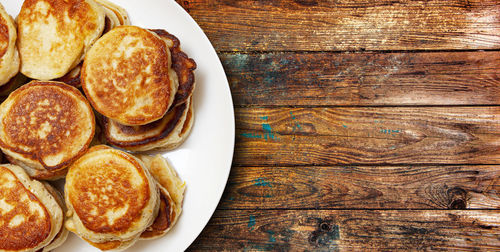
[94,0,130,26]
[0,164,63,251]
[55,0,128,89]
[82,26,178,126]
[151,29,196,107]
[139,155,185,239]
[41,182,69,252]
[0,81,95,180]
[65,145,159,248]
[0,3,20,86]
[103,96,193,152]
[17,0,106,80]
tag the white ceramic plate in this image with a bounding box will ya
[3,0,235,251]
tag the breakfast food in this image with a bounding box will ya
[42,181,70,251]
[0,3,20,86]
[17,0,106,80]
[139,155,185,239]
[151,29,197,107]
[0,164,65,251]
[95,0,130,26]
[103,96,193,152]
[55,0,130,88]
[65,145,160,250]
[101,29,196,151]
[0,81,95,180]
[0,0,193,250]
[82,26,178,126]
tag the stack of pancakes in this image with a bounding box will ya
[0,0,193,250]
[0,81,95,180]
[83,26,196,152]
[0,164,67,252]
[65,146,185,250]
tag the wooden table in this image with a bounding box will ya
[180,0,500,250]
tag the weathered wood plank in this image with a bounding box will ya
[223,51,500,106]
[177,0,500,51]
[219,165,500,210]
[188,210,500,251]
[235,107,500,166]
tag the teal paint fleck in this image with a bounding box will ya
[263,124,272,131]
[389,146,396,150]
[248,215,256,231]
[260,116,269,120]
[266,230,276,243]
[380,129,400,134]
[262,124,278,140]
[229,196,234,201]
[241,123,279,141]
[342,125,348,128]
[290,112,302,132]
[254,178,272,187]
[241,133,262,139]
[265,195,272,198]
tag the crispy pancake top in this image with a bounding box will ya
[66,145,151,233]
[17,0,105,80]
[0,166,51,250]
[0,81,95,170]
[82,26,174,125]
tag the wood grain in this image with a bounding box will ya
[177,0,500,51]
[219,165,500,210]
[188,210,500,251]
[223,51,500,106]
[235,107,500,166]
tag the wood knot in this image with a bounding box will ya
[447,187,468,210]
[308,218,339,247]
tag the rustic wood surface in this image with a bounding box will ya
[234,107,500,166]
[180,0,500,250]
[178,0,500,51]
[190,210,500,251]
[217,165,500,210]
[223,51,500,106]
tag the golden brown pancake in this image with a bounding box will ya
[41,182,69,251]
[17,0,106,80]
[0,3,20,86]
[0,81,95,180]
[82,26,178,126]
[65,145,159,247]
[139,155,185,239]
[54,10,121,89]
[103,96,193,152]
[151,29,196,107]
[0,164,63,251]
